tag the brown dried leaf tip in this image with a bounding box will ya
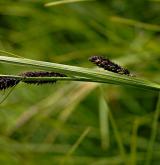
[0,77,20,90]
[20,71,67,85]
[89,56,131,76]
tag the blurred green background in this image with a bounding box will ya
[0,0,160,164]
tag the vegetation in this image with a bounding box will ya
[0,0,160,164]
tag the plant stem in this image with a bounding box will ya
[0,56,160,90]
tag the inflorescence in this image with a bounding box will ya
[20,71,66,85]
[0,71,67,90]
[89,55,131,76]
[0,77,20,90]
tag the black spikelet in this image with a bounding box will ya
[20,71,67,85]
[0,77,20,90]
[89,56,131,76]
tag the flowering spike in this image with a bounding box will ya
[89,56,131,76]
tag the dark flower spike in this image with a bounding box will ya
[20,71,67,85]
[0,77,20,90]
[89,56,131,76]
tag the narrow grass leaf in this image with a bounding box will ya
[45,0,93,7]
[99,91,110,150]
[130,119,139,165]
[0,56,160,90]
[145,92,160,165]
[110,16,160,31]
[61,127,91,165]
[109,109,127,165]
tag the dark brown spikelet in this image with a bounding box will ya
[20,71,67,85]
[0,77,20,90]
[89,56,131,76]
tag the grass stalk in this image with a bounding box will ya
[99,90,110,150]
[145,92,160,165]
[44,0,93,7]
[0,56,160,90]
[61,127,91,165]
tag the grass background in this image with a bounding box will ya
[0,0,160,164]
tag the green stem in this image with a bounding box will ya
[145,92,160,165]
[0,56,160,90]
[0,74,114,84]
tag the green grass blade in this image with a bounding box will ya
[61,127,91,165]
[44,0,93,7]
[145,92,160,165]
[110,16,160,31]
[130,119,139,165]
[0,55,160,90]
[108,103,127,164]
[99,91,110,150]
